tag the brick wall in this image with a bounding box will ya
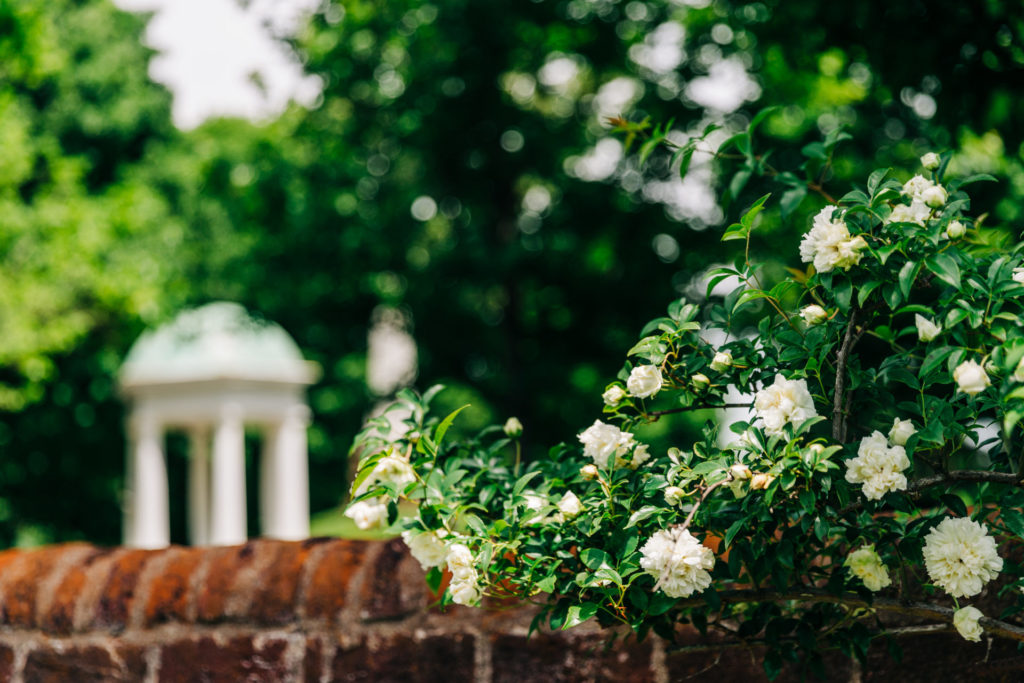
[0,538,1018,682]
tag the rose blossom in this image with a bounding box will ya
[799,206,867,272]
[953,359,990,395]
[953,606,984,642]
[888,417,916,446]
[578,420,636,468]
[800,304,828,325]
[753,374,818,437]
[602,385,626,407]
[844,430,910,500]
[923,517,1002,598]
[627,365,663,399]
[844,546,891,591]
[402,529,448,570]
[710,351,733,372]
[915,314,941,342]
[639,527,715,598]
[921,152,940,170]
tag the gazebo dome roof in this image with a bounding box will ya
[120,302,317,389]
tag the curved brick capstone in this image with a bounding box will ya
[0,538,1016,681]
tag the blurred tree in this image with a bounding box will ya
[3,0,1024,544]
[0,0,188,544]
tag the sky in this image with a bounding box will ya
[113,0,322,129]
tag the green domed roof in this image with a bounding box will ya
[120,302,316,387]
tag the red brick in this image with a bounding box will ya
[195,543,258,622]
[0,545,83,628]
[0,642,13,680]
[249,540,317,625]
[357,538,426,621]
[90,548,158,632]
[142,546,205,626]
[304,540,367,621]
[24,644,127,683]
[304,636,324,682]
[40,548,111,634]
[492,632,652,683]
[158,636,289,682]
[332,634,475,683]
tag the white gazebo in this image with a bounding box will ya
[119,302,319,549]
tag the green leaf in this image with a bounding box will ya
[741,193,772,228]
[925,253,961,289]
[563,602,599,629]
[722,223,747,242]
[730,167,753,200]
[780,186,806,218]
[867,168,891,196]
[748,106,780,137]
[434,404,471,450]
[580,548,613,570]
[625,505,661,528]
[674,145,696,179]
[898,261,921,299]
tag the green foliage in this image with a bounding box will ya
[349,139,1024,673]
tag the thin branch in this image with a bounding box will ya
[648,403,750,418]
[672,587,1024,643]
[839,470,1024,515]
[832,306,859,442]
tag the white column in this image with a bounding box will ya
[210,404,247,545]
[188,427,211,546]
[127,410,169,548]
[262,404,311,540]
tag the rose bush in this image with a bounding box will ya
[345,119,1024,677]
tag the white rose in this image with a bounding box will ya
[923,518,1002,598]
[627,365,663,399]
[503,416,523,438]
[730,463,752,480]
[345,498,388,530]
[800,304,828,325]
[945,221,966,239]
[556,491,583,519]
[902,175,935,201]
[887,200,932,226]
[953,606,984,642]
[753,374,818,437]
[1013,267,1024,284]
[953,359,990,395]
[915,314,942,342]
[578,420,636,468]
[844,431,910,500]
[710,351,733,372]
[449,578,482,606]
[402,530,449,570]
[602,385,626,407]
[750,473,775,490]
[446,543,476,576]
[799,206,867,272]
[691,373,711,390]
[922,185,947,208]
[664,486,686,506]
[888,418,916,446]
[580,464,599,480]
[845,545,891,592]
[921,152,940,170]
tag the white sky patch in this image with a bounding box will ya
[592,77,644,120]
[686,56,761,113]
[114,0,322,129]
[628,21,686,75]
[566,138,624,182]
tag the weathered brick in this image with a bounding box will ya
[304,635,324,682]
[304,540,367,622]
[195,543,260,622]
[158,636,289,682]
[864,631,1024,682]
[332,634,475,683]
[142,546,205,626]
[91,548,157,632]
[249,540,316,625]
[0,545,83,628]
[40,548,111,634]
[492,632,652,683]
[357,538,426,621]
[24,644,125,683]
[0,642,14,680]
